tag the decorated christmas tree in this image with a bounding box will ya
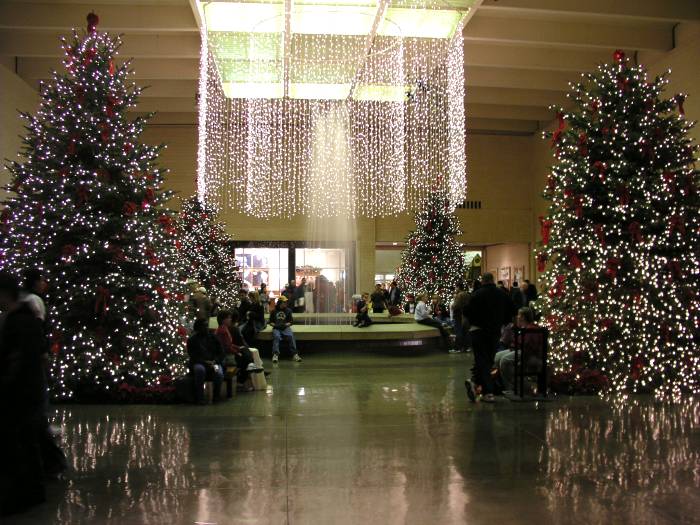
[0,14,188,400]
[535,50,699,398]
[177,196,241,309]
[396,192,465,301]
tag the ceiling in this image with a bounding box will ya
[0,0,696,135]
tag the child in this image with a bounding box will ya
[354,292,372,327]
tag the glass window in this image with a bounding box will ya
[295,248,347,312]
[235,248,289,295]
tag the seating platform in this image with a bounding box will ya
[209,312,442,353]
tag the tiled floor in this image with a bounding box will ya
[7,352,700,525]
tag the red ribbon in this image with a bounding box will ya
[539,216,553,245]
[566,248,582,269]
[135,294,149,316]
[95,286,110,315]
[593,224,605,246]
[536,253,547,272]
[158,214,172,228]
[669,214,686,236]
[628,221,643,243]
[123,201,138,216]
[605,258,621,279]
[675,94,686,116]
[550,113,565,148]
[592,161,606,182]
[577,133,588,156]
[617,185,630,206]
[548,275,566,299]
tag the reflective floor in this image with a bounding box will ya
[8,352,700,525]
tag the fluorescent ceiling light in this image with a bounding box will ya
[291,5,378,35]
[379,8,463,38]
[203,2,284,33]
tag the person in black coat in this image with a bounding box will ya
[387,281,401,307]
[187,318,225,404]
[0,272,48,516]
[465,272,513,402]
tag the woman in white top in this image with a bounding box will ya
[414,293,450,341]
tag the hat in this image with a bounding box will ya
[277,296,288,302]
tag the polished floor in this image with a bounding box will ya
[8,352,700,525]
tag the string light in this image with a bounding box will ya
[195,0,468,218]
[535,51,700,399]
[0,21,188,399]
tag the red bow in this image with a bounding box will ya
[76,185,90,205]
[158,215,172,228]
[550,113,565,148]
[617,185,630,206]
[577,133,588,156]
[536,253,547,272]
[155,286,171,299]
[667,260,682,281]
[631,356,645,380]
[95,286,110,315]
[663,171,676,190]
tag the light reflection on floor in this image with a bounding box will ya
[7,353,699,525]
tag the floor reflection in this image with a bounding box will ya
[542,400,700,524]
[7,355,699,525]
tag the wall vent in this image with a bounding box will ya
[457,200,482,210]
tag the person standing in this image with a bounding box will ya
[269,297,302,363]
[510,281,525,310]
[190,286,213,322]
[387,281,401,307]
[0,272,48,516]
[465,272,512,403]
[293,278,307,313]
[370,283,387,314]
[259,283,270,314]
[450,284,471,354]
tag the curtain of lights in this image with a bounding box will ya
[196,0,468,218]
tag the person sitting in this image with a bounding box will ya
[414,293,449,339]
[216,310,255,392]
[187,318,224,404]
[354,292,372,327]
[370,284,387,314]
[431,295,451,325]
[269,297,302,363]
[237,289,251,321]
[492,307,543,394]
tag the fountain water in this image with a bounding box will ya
[303,102,357,324]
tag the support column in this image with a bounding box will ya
[354,217,376,294]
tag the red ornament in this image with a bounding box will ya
[178,326,188,338]
[109,60,115,76]
[51,342,61,355]
[87,12,99,33]
[613,49,625,62]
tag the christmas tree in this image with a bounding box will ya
[0,14,188,400]
[177,196,241,309]
[535,49,699,398]
[396,192,465,301]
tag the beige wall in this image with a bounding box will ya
[376,249,402,274]
[0,64,39,203]
[483,243,531,286]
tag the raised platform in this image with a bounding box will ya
[208,312,442,353]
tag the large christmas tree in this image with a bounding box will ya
[177,196,241,309]
[536,50,699,398]
[0,14,188,400]
[396,192,465,301]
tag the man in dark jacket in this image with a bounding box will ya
[269,297,302,363]
[187,318,224,404]
[465,272,513,402]
[0,272,47,516]
[388,281,401,307]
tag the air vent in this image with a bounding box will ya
[457,200,482,210]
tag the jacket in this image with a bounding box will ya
[467,283,513,334]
